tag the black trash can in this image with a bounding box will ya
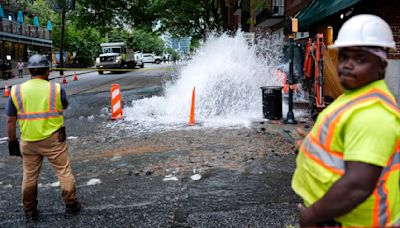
[261,86,283,120]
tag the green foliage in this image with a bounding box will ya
[71,0,230,40]
[73,0,160,33]
[28,0,60,22]
[106,29,165,55]
[157,0,229,39]
[63,24,102,66]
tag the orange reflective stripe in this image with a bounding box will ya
[373,140,400,226]
[301,136,344,175]
[16,83,60,117]
[17,111,63,120]
[308,134,343,159]
[316,89,399,148]
[15,84,24,113]
[48,83,51,111]
[50,83,57,112]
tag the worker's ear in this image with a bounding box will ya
[378,60,387,79]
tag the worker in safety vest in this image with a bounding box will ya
[292,15,400,227]
[6,54,81,221]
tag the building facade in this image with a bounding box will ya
[0,0,52,78]
[227,0,400,101]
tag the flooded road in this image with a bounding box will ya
[0,33,311,227]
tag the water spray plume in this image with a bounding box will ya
[189,87,195,126]
[124,31,288,132]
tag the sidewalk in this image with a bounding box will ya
[0,69,96,90]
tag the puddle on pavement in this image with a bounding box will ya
[114,31,307,135]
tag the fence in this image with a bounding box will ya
[0,18,51,40]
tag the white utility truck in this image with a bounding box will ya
[95,42,143,74]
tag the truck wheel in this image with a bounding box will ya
[140,63,144,68]
[98,70,104,75]
[155,59,161,64]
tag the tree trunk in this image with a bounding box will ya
[250,0,255,32]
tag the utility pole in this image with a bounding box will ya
[59,0,66,76]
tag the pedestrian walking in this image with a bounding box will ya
[292,14,400,227]
[6,54,81,222]
[17,59,24,78]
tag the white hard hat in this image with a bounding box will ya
[329,14,396,50]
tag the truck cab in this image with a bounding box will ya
[96,42,137,74]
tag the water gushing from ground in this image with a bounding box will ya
[124,32,285,132]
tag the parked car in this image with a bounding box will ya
[142,53,162,64]
[134,52,144,68]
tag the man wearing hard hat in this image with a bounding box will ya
[292,15,400,227]
[6,54,81,221]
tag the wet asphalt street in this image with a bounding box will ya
[0,64,305,227]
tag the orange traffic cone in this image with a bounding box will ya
[73,72,78,81]
[4,82,10,97]
[110,84,123,120]
[189,87,195,126]
[62,76,67,84]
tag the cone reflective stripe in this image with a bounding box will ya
[189,87,195,126]
[110,84,123,120]
[4,82,10,97]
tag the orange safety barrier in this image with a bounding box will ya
[4,82,10,97]
[110,84,123,120]
[189,87,195,126]
[73,72,78,81]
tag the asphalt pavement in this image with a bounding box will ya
[0,64,306,227]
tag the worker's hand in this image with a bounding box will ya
[8,139,21,157]
[298,204,317,227]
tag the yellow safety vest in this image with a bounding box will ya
[11,79,64,141]
[292,80,400,227]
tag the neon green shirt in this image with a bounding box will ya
[292,80,400,226]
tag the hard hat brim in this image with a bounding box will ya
[329,42,396,51]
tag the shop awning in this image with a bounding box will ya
[297,0,361,29]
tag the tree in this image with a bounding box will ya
[73,0,231,40]
[107,29,165,55]
[73,0,161,33]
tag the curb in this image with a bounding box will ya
[0,71,96,91]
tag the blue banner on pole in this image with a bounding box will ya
[33,16,39,28]
[47,20,52,31]
[0,5,4,18]
[17,10,24,23]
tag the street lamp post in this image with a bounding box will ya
[284,19,297,125]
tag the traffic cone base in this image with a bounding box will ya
[62,77,67,84]
[73,72,78,81]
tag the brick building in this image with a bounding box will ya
[227,0,400,101]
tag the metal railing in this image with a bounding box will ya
[0,18,51,40]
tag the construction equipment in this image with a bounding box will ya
[303,33,325,119]
[303,33,344,120]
